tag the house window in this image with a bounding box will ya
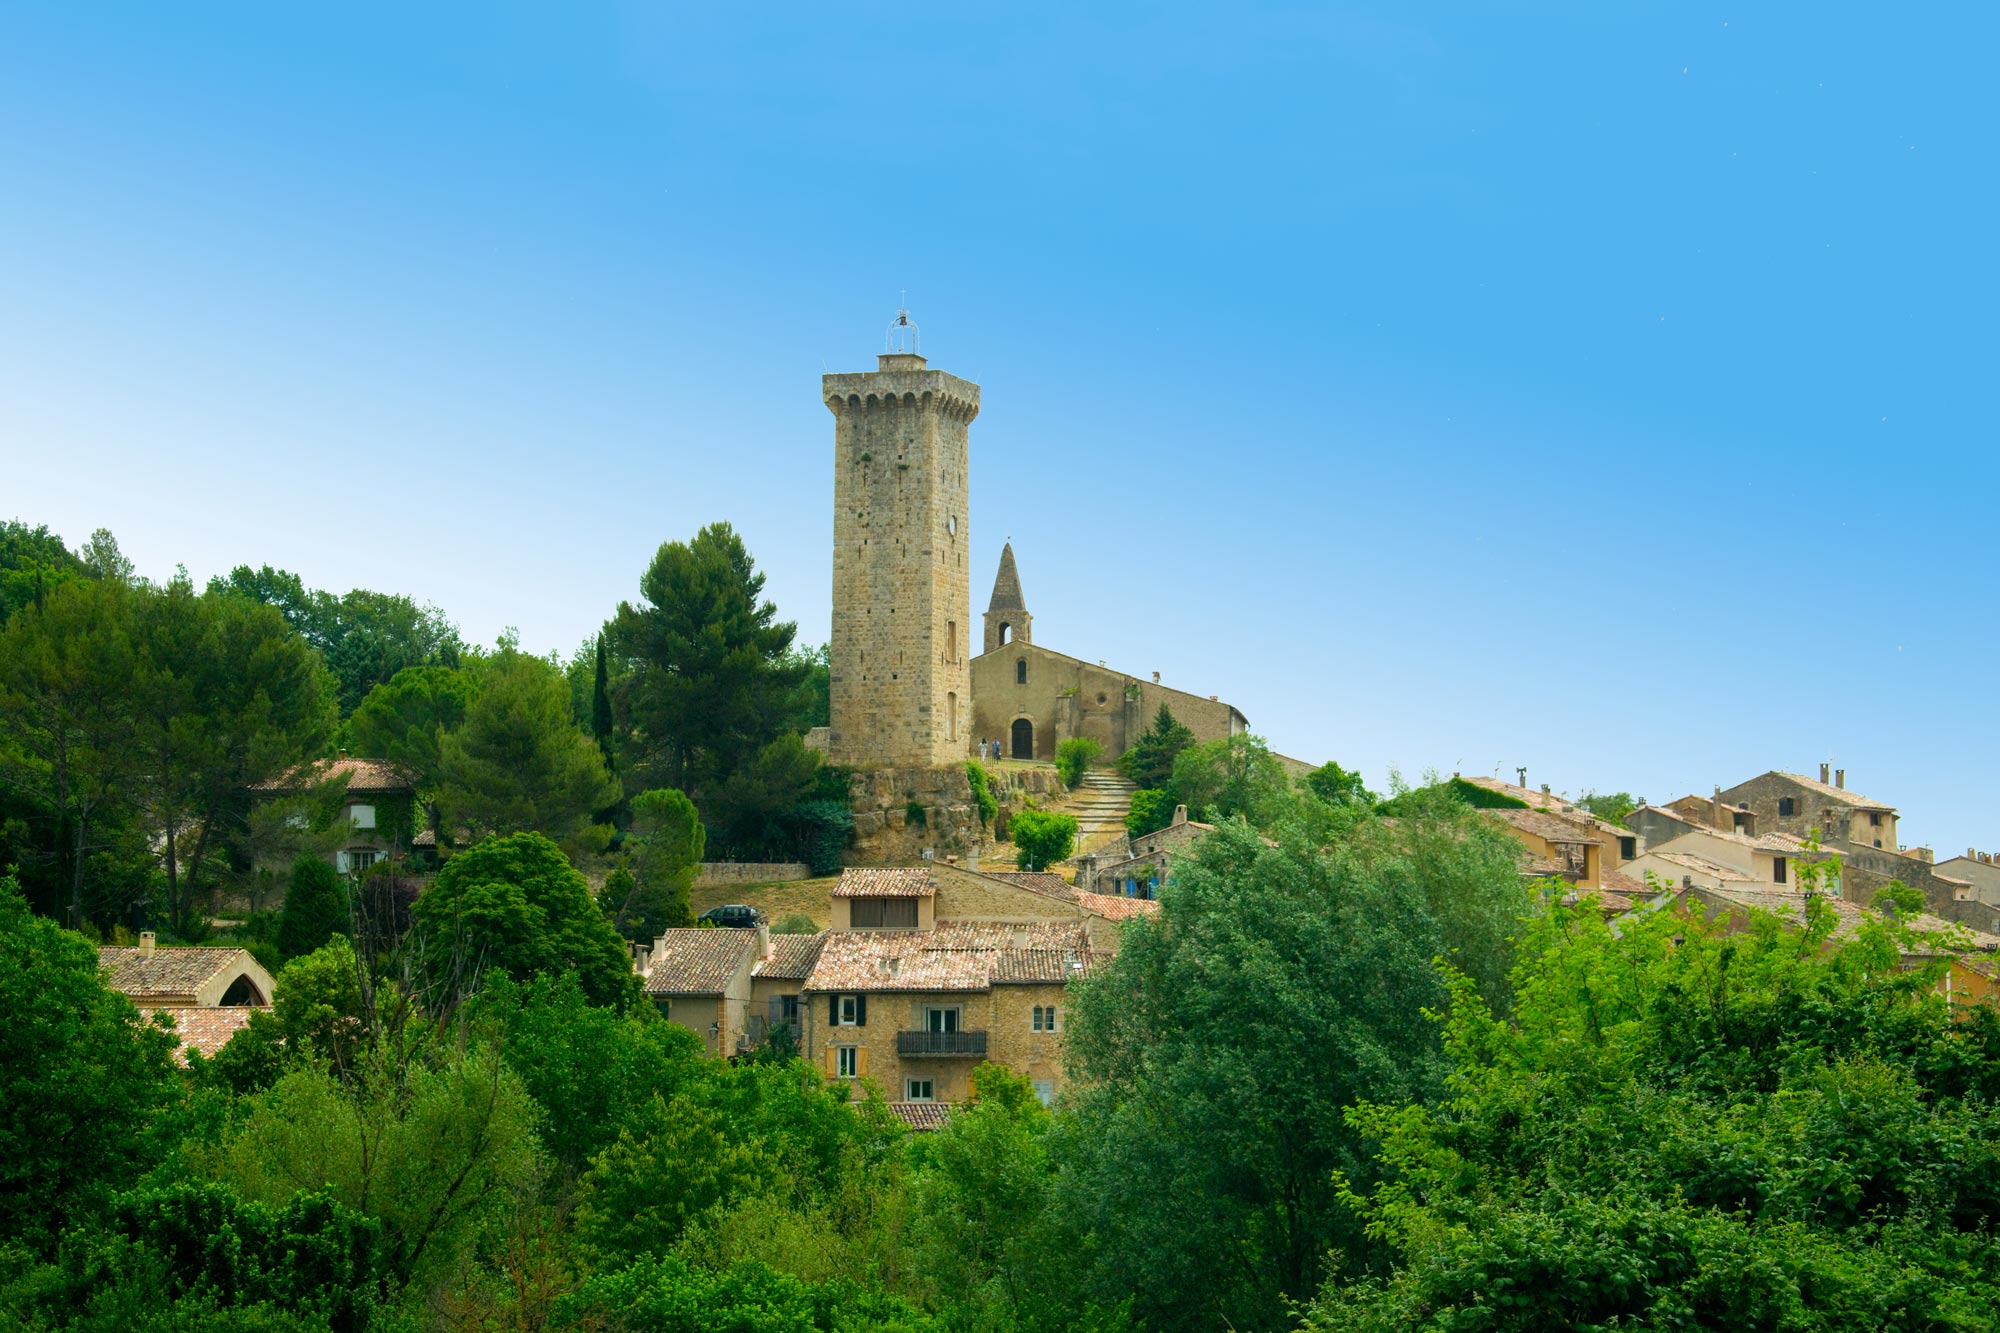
[1032,1079,1054,1107]
[350,803,376,829]
[1032,1005,1060,1032]
[1874,840,1883,849]
[1016,658,1027,685]
[1619,837,1637,860]
[1773,856,1787,885]
[655,997,671,1020]
[1869,813,1883,827]
[342,850,378,874]
[779,994,800,1022]
[837,1046,858,1078]
[850,897,919,928]
[1778,797,1796,817]
[837,995,861,1026]
[905,1079,933,1101]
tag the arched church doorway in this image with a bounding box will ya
[1010,718,1035,760]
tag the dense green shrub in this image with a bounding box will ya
[964,761,999,827]
[1124,788,1174,839]
[1011,811,1078,871]
[278,855,346,961]
[1055,737,1101,788]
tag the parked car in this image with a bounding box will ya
[698,904,763,929]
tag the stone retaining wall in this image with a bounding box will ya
[696,862,813,887]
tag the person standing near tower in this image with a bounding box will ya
[823,311,980,768]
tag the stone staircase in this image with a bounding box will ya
[1069,770,1137,852]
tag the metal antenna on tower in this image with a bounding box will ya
[885,300,921,355]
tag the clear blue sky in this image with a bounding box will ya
[4,4,1995,850]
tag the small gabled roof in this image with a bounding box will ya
[806,920,1094,993]
[1645,850,1760,883]
[1767,771,1896,812]
[890,1101,956,1132]
[1072,889,1160,921]
[643,929,758,996]
[833,868,937,898]
[99,946,264,1001]
[754,932,827,980]
[255,755,416,794]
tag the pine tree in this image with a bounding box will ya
[592,636,615,770]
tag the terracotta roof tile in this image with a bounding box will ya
[642,930,757,995]
[1072,890,1160,921]
[832,868,936,898]
[806,921,1093,993]
[99,946,258,1000]
[1492,809,1599,845]
[981,871,1074,898]
[138,1006,262,1063]
[889,1101,955,1132]
[1643,851,1760,883]
[754,932,826,980]
[1771,771,1895,812]
[256,755,416,794]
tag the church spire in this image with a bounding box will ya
[982,543,1031,653]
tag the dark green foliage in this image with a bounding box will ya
[1873,877,1925,914]
[436,646,619,855]
[1375,774,1529,815]
[771,912,821,934]
[341,664,474,791]
[558,1255,945,1333]
[0,874,180,1254]
[1307,894,2000,1331]
[1304,759,1375,806]
[786,799,855,876]
[1011,810,1077,871]
[608,787,705,938]
[53,1182,380,1333]
[790,641,831,731]
[1168,734,1291,826]
[608,522,811,799]
[1061,811,1530,1332]
[277,856,346,960]
[592,634,615,767]
[1579,788,1639,826]
[1123,788,1174,839]
[411,831,638,1008]
[965,761,998,828]
[209,565,463,716]
[0,519,87,622]
[905,800,927,828]
[1117,704,1194,790]
[1054,736,1100,788]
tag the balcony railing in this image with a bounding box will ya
[896,1029,988,1058]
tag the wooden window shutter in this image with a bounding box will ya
[823,1044,836,1077]
[829,994,839,1025]
[856,994,868,1027]
[857,1045,869,1076]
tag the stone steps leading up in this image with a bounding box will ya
[1069,770,1137,848]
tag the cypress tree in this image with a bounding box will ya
[592,636,614,770]
[278,855,347,960]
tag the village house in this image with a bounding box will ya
[638,864,1148,1127]
[1624,825,1820,896]
[254,752,418,874]
[99,933,274,1063]
[1072,804,1218,899]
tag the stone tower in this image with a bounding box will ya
[824,348,979,767]
[982,542,1032,654]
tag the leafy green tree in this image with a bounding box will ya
[0,519,87,622]
[790,641,832,730]
[210,565,463,715]
[0,577,141,927]
[215,1048,541,1287]
[277,855,347,961]
[1375,774,1528,815]
[44,1182,382,1333]
[1304,759,1375,806]
[592,634,615,767]
[607,787,705,938]
[574,1092,784,1265]
[1123,788,1174,839]
[1011,810,1077,871]
[965,761,999,828]
[703,731,822,861]
[1055,736,1101,788]
[1306,892,2000,1331]
[1168,734,1291,827]
[410,831,637,1008]
[558,1254,945,1333]
[607,522,811,796]
[435,646,619,856]
[131,576,339,933]
[1117,704,1195,790]
[1873,877,1926,914]
[1579,788,1639,826]
[78,527,137,585]
[1060,814,1529,1332]
[342,664,474,792]
[771,912,821,935]
[0,873,179,1254]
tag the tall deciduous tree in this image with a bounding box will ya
[410,831,637,1009]
[435,647,618,856]
[592,636,615,768]
[608,522,810,797]
[133,576,339,933]
[0,577,141,927]
[1169,733,1291,827]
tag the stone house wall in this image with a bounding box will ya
[968,641,1245,764]
[802,981,1069,1104]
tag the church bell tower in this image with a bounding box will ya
[824,311,979,767]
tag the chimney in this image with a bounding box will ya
[1835,769,1845,790]
[631,942,650,976]
[1819,763,1830,784]
[1711,785,1723,824]
[1172,804,1188,826]
[1151,671,1160,684]
[756,921,771,960]
[138,930,156,958]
